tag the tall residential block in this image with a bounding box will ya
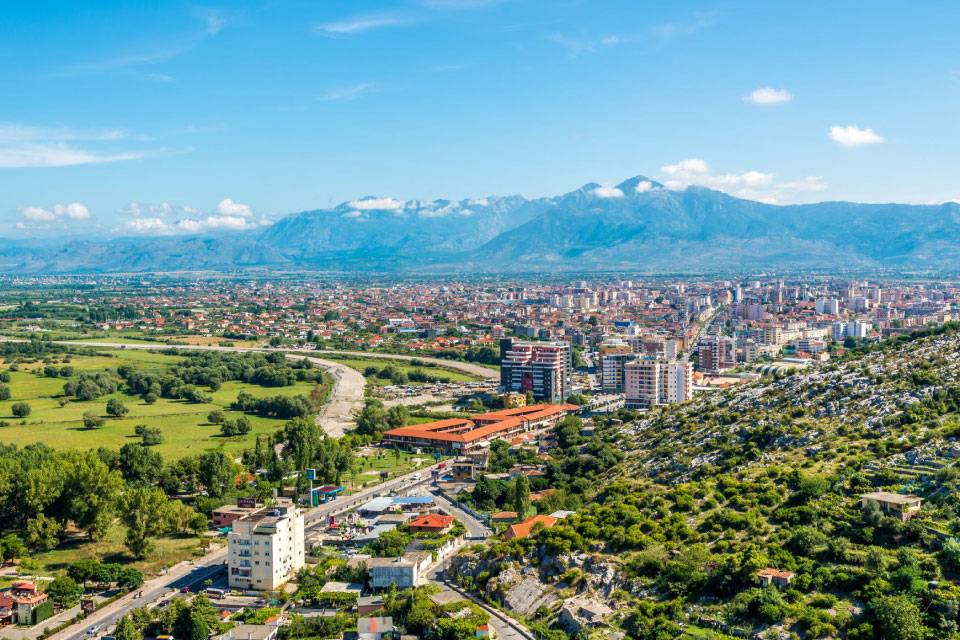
[500,339,572,402]
[228,501,305,591]
[624,358,693,409]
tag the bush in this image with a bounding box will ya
[0,384,10,401]
[11,402,31,418]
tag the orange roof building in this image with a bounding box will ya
[407,514,455,533]
[382,404,578,454]
[504,515,558,540]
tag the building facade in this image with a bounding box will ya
[228,501,305,591]
[499,339,572,402]
[624,358,693,409]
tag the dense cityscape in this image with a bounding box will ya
[0,273,957,639]
[5,2,960,639]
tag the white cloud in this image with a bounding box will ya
[658,158,827,203]
[21,206,58,222]
[829,125,885,148]
[348,197,404,210]
[651,11,718,39]
[216,197,253,217]
[315,14,409,36]
[0,123,150,168]
[662,158,710,178]
[320,83,379,102]
[744,87,793,105]
[20,202,90,222]
[635,180,654,193]
[119,199,263,235]
[124,217,169,233]
[592,186,624,198]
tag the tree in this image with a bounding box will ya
[198,451,233,497]
[83,410,106,429]
[143,392,158,405]
[207,410,225,424]
[46,575,82,609]
[118,443,163,486]
[871,595,925,640]
[61,450,123,539]
[120,486,171,559]
[11,402,31,418]
[0,384,10,401]
[512,474,531,518]
[106,398,129,418]
[114,615,142,640]
[25,514,61,550]
[0,534,26,562]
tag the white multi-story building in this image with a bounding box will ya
[815,298,841,315]
[624,358,693,409]
[228,501,305,591]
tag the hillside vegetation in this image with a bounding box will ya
[453,324,960,639]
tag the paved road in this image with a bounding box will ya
[309,349,499,381]
[427,488,492,538]
[41,340,366,438]
[48,464,439,640]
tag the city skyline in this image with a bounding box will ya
[3,1,960,237]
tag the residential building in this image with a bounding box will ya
[598,342,634,393]
[228,501,305,591]
[407,514,455,534]
[624,358,693,409]
[368,552,432,589]
[499,339,572,402]
[860,492,923,521]
[755,568,796,589]
[698,336,736,373]
[0,581,50,626]
[504,514,558,540]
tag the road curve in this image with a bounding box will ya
[309,349,499,381]
[46,341,366,438]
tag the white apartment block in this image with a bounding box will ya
[228,501,305,591]
[624,358,693,409]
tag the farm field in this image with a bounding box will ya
[0,348,323,459]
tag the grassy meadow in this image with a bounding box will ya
[0,348,322,459]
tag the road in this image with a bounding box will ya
[48,464,439,640]
[427,488,492,538]
[308,349,499,381]
[34,340,366,438]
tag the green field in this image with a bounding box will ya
[324,355,481,386]
[0,349,322,459]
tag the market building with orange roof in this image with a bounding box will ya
[381,404,578,454]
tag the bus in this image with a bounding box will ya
[205,587,227,599]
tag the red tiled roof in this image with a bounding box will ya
[383,404,578,445]
[504,515,558,540]
[408,514,455,530]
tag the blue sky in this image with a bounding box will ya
[2,1,959,237]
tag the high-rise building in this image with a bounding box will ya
[598,342,634,393]
[624,358,693,409]
[228,501,305,591]
[698,336,736,373]
[500,339,572,402]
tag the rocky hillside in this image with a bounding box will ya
[451,324,960,639]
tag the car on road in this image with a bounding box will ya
[86,625,102,636]
[181,586,191,593]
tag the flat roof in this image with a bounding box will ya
[861,491,922,505]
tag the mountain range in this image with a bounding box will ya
[5,176,960,274]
